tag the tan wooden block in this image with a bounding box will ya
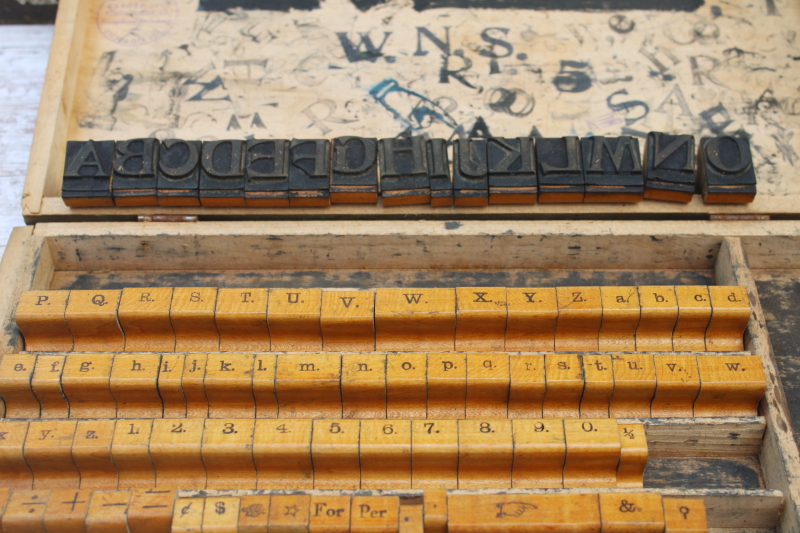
[563,419,621,487]
[149,419,206,489]
[505,288,558,351]
[312,419,360,489]
[215,288,270,352]
[351,497,399,533]
[269,494,311,533]
[170,288,220,351]
[64,290,124,351]
[71,419,117,490]
[321,290,375,351]
[310,495,351,533]
[62,354,116,418]
[422,490,447,533]
[375,289,456,351]
[542,354,584,419]
[673,286,712,351]
[554,287,602,351]
[455,287,507,351]
[652,355,700,417]
[0,488,10,522]
[694,355,765,416]
[111,419,155,490]
[706,286,751,351]
[182,353,208,418]
[128,490,176,533]
[202,497,240,533]
[598,287,640,351]
[276,353,342,418]
[599,492,664,533]
[110,353,162,418]
[2,490,51,533]
[342,354,386,418]
[663,498,707,533]
[85,490,131,533]
[253,419,313,489]
[427,352,466,418]
[0,421,33,489]
[610,354,657,418]
[580,355,613,418]
[16,290,73,351]
[386,353,427,419]
[253,353,278,418]
[458,419,513,488]
[411,420,458,489]
[44,489,92,533]
[157,354,186,418]
[24,420,80,489]
[268,289,323,351]
[205,353,255,418]
[636,286,678,351]
[508,355,545,418]
[465,352,509,418]
[118,287,175,352]
[238,495,271,533]
[616,423,648,488]
[360,419,411,489]
[399,503,423,533]
[32,355,69,418]
[511,419,565,488]
[172,498,204,533]
[202,419,257,489]
[0,354,40,418]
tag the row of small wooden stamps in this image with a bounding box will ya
[0,353,765,420]
[15,286,751,353]
[0,418,645,491]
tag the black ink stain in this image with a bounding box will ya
[444,221,462,230]
[198,0,320,11]
[413,0,703,11]
[710,5,721,17]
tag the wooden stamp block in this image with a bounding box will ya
[32,355,69,418]
[0,354,40,418]
[694,355,765,416]
[16,290,73,351]
[706,286,751,351]
[2,490,52,533]
[399,504,423,533]
[149,419,206,489]
[268,289,323,351]
[351,496,399,533]
[375,289,455,351]
[563,419,621,488]
[488,137,537,204]
[172,498,204,533]
[44,489,92,533]
[62,139,114,207]
[276,353,342,418]
[379,136,430,207]
[599,492,664,532]
[71,419,117,489]
[555,287,602,351]
[386,353,427,419]
[616,423,648,489]
[422,490,447,533]
[342,354,386,419]
[64,290,123,351]
[202,497,240,533]
[111,419,155,489]
[428,138,452,207]
[580,355,613,418]
[652,355,700,417]
[62,354,116,418]
[215,288,270,352]
[310,495,350,533]
[360,419,411,489]
[112,138,160,206]
[598,287,640,351]
[288,139,331,207]
[321,290,375,351]
[312,419,360,489]
[24,420,79,489]
[205,353,255,418]
[331,137,379,204]
[110,353,162,418]
[157,354,186,418]
[673,286,712,351]
[455,287,507,351]
[505,288,558,351]
[698,136,757,204]
[182,354,208,418]
[0,421,33,489]
[128,489,176,533]
[453,139,488,207]
[157,139,201,206]
[411,420,458,489]
[536,136,584,202]
[200,140,246,207]
[238,495,271,533]
[610,354,657,418]
[269,494,311,533]
[542,354,584,419]
[253,419,313,490]
[581,136,644,203]
[458,419,513,488]
[118,288,175,352]
[245,139,289,207]
[508,355,545,418]
[637,286,678,351]
[465,352,509,418]
[644,132,696,203]
[662,498,707,533]
[253,353,278,418]
[511,419,565,488]
[171,288,219,352]
[202,419,256,489]
[427,352,466,418]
